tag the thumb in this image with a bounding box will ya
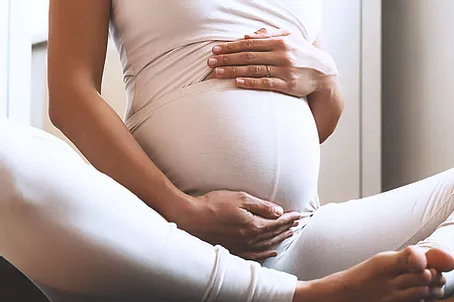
[245,28,290,39]
[242,195,284,219]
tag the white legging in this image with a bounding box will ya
[1,119,454,301]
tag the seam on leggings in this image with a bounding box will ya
[202,245,224,301]
[269,96,281,202]
[396,191,454,251]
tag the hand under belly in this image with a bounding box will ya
[132,79,320,212]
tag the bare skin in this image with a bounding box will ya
[293,246,454,302]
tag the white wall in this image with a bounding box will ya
[318,0,362,203]
[0,0,9,117]
[8,0,31,124]
[382,0,454,190]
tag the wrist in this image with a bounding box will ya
[142,176,194,222]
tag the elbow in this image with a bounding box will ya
[319,105,343,144]
[47,74,68,129]
[319,123,337,144]
[47,78,88,130]
[48,93,65,130]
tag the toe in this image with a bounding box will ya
[427,286,445,300]
[426,248,454,272]
[395,286,429,301]
[428,268,446,287]
[392,269,432,289]
[396,246,427,274]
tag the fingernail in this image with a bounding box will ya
[208,58,218,66]
[275,206,284,215]
[215,68,225,75]
[236,78,245,85]
[212,46,222,54]
[272,252,278,257]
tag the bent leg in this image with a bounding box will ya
[266,168,454,298]
[0,120,296,302]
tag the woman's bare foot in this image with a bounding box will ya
[293,246,444,302]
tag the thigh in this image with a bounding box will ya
[0,120,296,302]
[268,169,454,280]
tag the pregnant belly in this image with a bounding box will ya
[131,79,320,212]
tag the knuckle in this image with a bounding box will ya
[237,191,250,202]
[242,52,256,62]
[247,239,257,247]
[281,53,293,66]
[230,67,236,76]
[276,38,288,50]
[262,78,274,88]
[259,240,272,250]
[239,227,248,238]
[248,65,263,75]
[226,43,234,52]
[263,203,273,213]
[286,77,298,92]
[243,39,255,49]
[222,56,229,64]
[249,79,257,87]
[250,223,261,234]
[286,70,298,81]
[279,219,288,228]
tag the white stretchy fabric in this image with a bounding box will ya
[0,119,297,302]
[114,0,336,250]
[109,0,337,121]
[1,0,454,301]
[2,119,454,301]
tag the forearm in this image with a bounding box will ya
[49,89,191,220]
[307,76,344,143]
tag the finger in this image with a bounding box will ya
[215,65,291,82]
[207,51,284,68]
[253,220,297,242]
[214,65,287,80]
[213,65,267,78]
[245,28,291,39]
[249,230,294,251]
[236,77,289,94]
[256,211,302,233]
[238,249,278,261]
[212,38,287,55]
[240,194,284,219]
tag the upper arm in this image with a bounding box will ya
[48,0,111,98]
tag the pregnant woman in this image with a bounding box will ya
[1,0,454,301]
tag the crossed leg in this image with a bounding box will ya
[265,166,454,300]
